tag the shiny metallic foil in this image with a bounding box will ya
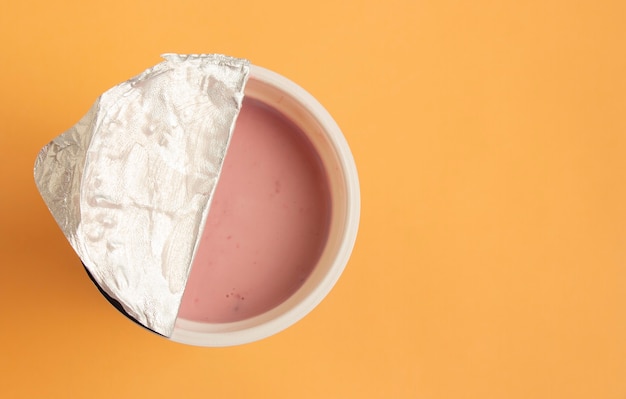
[34,54,250,337]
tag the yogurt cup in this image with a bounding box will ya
[170,65,360,346]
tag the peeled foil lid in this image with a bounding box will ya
[34,54,250,337]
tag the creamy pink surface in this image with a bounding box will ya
[178,99,331,323]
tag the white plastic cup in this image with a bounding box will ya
[170,66,360,346]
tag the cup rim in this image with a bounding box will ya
[169,65,360,347]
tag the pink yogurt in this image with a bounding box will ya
[178,98,331,323]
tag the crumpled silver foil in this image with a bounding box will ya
[34,54,250,337]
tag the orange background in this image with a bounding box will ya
[2,1,626,398]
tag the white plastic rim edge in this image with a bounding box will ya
[170,65,361,347]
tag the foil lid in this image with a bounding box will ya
[34,54,250,337]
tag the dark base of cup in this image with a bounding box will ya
[82,263,164,337]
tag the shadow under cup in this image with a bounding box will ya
[170,66,360,347]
